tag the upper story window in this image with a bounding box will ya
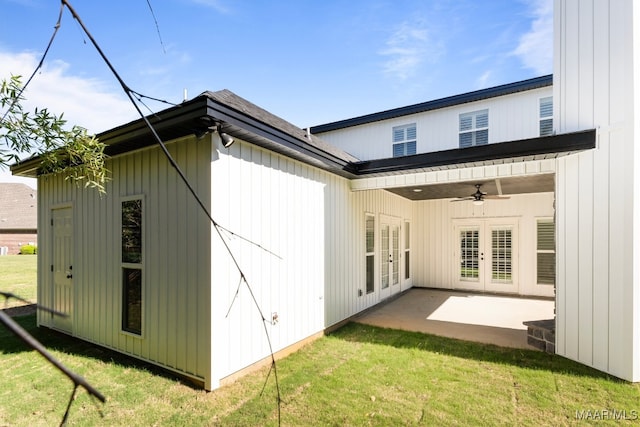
[459,109,488,148]
[392,124,417,157]
[539,97,553,136]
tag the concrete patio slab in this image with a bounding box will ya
[354,288,555,350]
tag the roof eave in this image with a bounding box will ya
[310,75,553,133]
[11,93,360,179]
[353,129,596,175]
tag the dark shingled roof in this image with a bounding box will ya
[204,89,359,164]
[0,183,37,230]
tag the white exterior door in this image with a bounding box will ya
[454,219,518,294]
[380,216,402,299]
[52,207,73,333]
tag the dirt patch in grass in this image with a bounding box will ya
[1,303,37,317]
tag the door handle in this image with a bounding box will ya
[66,273,73,279]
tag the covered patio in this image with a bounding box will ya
[354,288,554,350]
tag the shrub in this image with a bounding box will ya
[19,244,37,255]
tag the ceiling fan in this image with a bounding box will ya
[451,184,510,205]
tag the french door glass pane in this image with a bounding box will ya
[381,225,389,289]
[460,229,479,279]
[392,226,399,285]
[492,229,512,282]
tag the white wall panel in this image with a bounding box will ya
[209,136,414,383]
[317,87,552,161]
[37,136,212,384]
[555,0,639,381]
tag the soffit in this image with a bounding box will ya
[386,174,555,201]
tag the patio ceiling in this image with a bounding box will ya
[385,174,555,201]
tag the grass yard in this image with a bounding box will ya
[1,258,639,425]
[0,255,37,308]
[0,315,639,426]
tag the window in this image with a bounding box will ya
[392,124,417,157]
[122,198,143,335]
[404,221,411,280]
[460,229,479,279]
[539,97,553,136]
[536,219,555,285]
[459,110,488,148]
[492,229,512,282]
[365,214,375,294]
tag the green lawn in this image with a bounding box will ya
[0,255,37,308]
[0,316,638,426]
[1,256,639,425]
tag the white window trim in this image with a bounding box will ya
[536,217,555,286]
[365,213,376,295]
[120,195,145,338]
[539,96,553,136]
[459,109,489,148]
[404,220,411,281]
[392,123,417,157]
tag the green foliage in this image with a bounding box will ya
[18,244,36,255]
[0,75,109,193]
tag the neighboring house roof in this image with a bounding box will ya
[310,75,553,133]
[0,183,37,231]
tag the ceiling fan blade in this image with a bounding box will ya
[483,195,510,200]
[451,197,474,202]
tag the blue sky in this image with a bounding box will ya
[0,0,552,185]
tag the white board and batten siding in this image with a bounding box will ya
[317,86,552,161]
[554,0,640,381]
[208,135,413,387]
[37,136,213,385]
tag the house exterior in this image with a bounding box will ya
[11,0,640,388]
[0,183,37,255]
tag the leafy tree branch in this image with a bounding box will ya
[0,75,108,192]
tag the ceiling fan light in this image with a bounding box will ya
[473,199,484,206]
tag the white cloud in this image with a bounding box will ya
[0,50,138,185]
[0,50,137,134]
[512,0,553,74]
[475,70,492,89]
[379,21,444,80]
[0,170,36,188]
[189,0,230,14]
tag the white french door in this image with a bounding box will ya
[454,219,518,294]
[380,216,402,300]
[52,206,73,333]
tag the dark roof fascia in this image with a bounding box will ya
[10,97,211,177]
[352,129,596,175]
[99,97,210,156]
[310,75,553,134]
